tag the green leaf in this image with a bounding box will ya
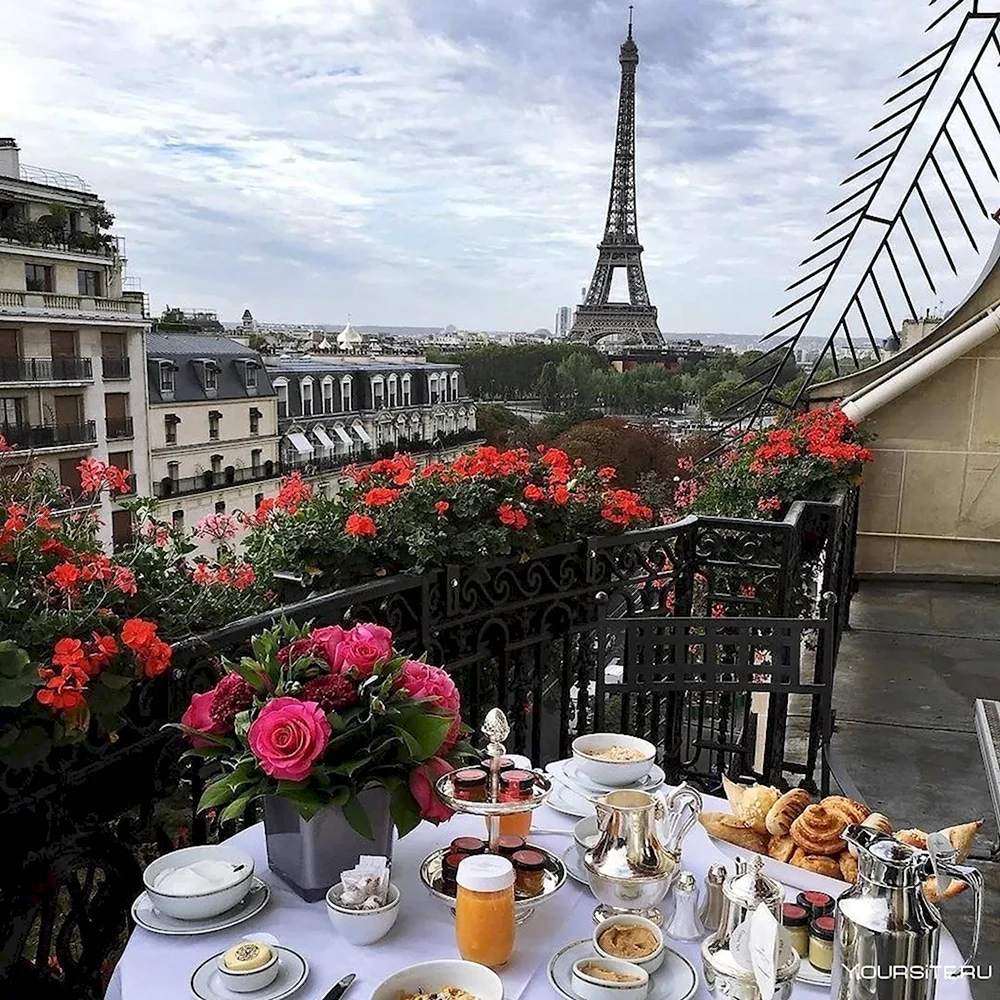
[223,656,267,693]
[0,725,52,769]
[198,779,242,812]
[342,792,374,840]
[233,709,252,742]
[389,783,422,838]
[0,641,40,707]
[275,782,332,821]
[98,671,134,690]
[396,712,450,759]
[219,790,257,824]
[0,641,31,678]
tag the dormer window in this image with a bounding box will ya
[301,378,314,417]
[401,374,412,407]
[197,359,220,392]
[341,375,353,412]
[450,372,459,400]
[387,375,398,408]
[158,361,175,394]
[245,362,258,389]
[371,376,385,410]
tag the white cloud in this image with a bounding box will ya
[0,0,996,334]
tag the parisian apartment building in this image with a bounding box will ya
[0,138,149,550]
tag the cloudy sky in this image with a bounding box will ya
[1,0,997,333]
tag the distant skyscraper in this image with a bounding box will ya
[555,306,571,338]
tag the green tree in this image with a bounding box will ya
[536,361,559,409]
[475,404,532,447]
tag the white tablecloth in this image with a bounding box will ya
[107,793,972,1000]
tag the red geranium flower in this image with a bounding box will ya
[497,504,528,530]
[345,512,377,537]
[121,618,158,651]
[523,484,545,502]
[48,562,81,592]
[364,487,400,507]
[434,500,450,515]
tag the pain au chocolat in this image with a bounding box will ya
[789,804,847,856]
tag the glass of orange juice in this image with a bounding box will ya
[455,855,516,968]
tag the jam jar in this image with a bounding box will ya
[450,836,487,856]
[452,767,489,802]
[511,848,547,896]
[781,902,810,958]
[497,835,526,860]
[497,769,535,838]
[808,915,835,972]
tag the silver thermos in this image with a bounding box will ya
[833,825,984,1000]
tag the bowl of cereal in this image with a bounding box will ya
[572,734,655,787]
[371,961,503,1000]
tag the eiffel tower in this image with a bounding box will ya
[569,8,663,347]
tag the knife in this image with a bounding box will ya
[322,974,357,1000]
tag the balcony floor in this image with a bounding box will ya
[831,582,1000,996]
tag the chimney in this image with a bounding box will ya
[0,138,20,179]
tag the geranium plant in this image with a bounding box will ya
[244,446,653,589]
[176,620,472,837]
[675,406,874,520]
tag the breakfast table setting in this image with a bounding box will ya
[106,620,982,1000]
[106,740,976,1000]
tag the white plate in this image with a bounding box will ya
[706,836,849,896]
[191,946,308,1000]
[549,759,666,794]
[797,961,832,988]
[546,780,598,818]
[132,877,270,936]
[548,939,697,1000]
[561,845,593,886]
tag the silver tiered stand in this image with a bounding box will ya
[418,708,566,924]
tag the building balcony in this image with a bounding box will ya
[105,416,134,440]
[0,356,93,384]
[281,451,372,477]
[1,420,96,451]
[101,356,131,380]
[153,462,279,499]
[0,290,146,320]
[0,225,120,261]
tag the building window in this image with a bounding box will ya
[211,454,223,475]
[249,408,261,435]
[160,363,175,393]
[215,501,226,514]
[301,379,314,417]
[341,376,353,412]
[428,374,439,405]
[322,377,334,413]
[172,509,184,530]
[77,269,102,297]
[254,492,264,509]
[1,397,24,426]
[372,377,385,410]
[108,451,133,494]
[25,263,53,292]
[251,448,262,472]
[209,411,221,440]
[276,381,288,418]
[450,372,459,400]
[401,375,412,407]
[165,414,178,445]
[167,461,179,483]
[111,510,133,551]
[204,362,218,391]
[387,375,398,408]
[245,363,258,389]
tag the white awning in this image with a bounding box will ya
[313,426,336,450]
[333,425,353,446]
[287,432,314,456]
[352,422,373,445]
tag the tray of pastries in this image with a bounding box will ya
[700,777,982,900]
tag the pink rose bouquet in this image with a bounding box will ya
[176,619,471,834]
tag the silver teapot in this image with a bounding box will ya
[701,855,800,999]
[584,783,701,925]
[832,824,984,1000]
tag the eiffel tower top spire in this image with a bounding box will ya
[627,5,633,40]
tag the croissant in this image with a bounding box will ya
[895,829,928,850]
[924,876,968,903]
[767,834,796,864]
[790,804,847,856]
[938,820,982,862]
[789,849,843,880]
[839,852,858,883]
[861,812,893,836]
[699,811,770,854]
[722,777,780,834]
[765,789,811,836]
[821,795,871,827]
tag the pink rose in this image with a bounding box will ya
[181,690,228,748]
[409,757,454,824]
[397,660,462,752]
[248,696,331,782]
[333,623,393,677]
[310,625,348,669]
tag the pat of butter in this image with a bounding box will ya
[223,942,272,971]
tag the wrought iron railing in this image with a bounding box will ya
[2,420,97,449]
[0,491,857,997]
[0,356,93,382]
[101,356,131,380]
[105,416,134,440]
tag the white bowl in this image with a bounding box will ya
[142,845,255,921]
[571,957,649,1000]
[593,914,665,974]
[572,734,656,787]
[326,882,401,945]
[216,945,280,993]
[371,960,503,1000]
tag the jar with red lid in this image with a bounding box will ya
[781,902,810,958]
[796,890,834,920]
[497,835,526,859]
[497,769,535,838]
[808,915,835,972]
[441,851,466,895]
[450,836,487,856]
[511,848,546,896]
[452,767,489,802]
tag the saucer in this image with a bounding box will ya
[191,946,308,1000]
[546,780,596,818]
[549,758,666,794]
[548,939,697,1000]
[561,845,592,886]
[796,962,832,988]
[132,877,270,936]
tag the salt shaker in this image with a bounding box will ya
[700,862,727,934]
[665,870,705,941]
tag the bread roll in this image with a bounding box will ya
[790,804,847,856]
[699,811,769,854]
[789,851,843,880]
[821,795,870,827]
[895,829,928,850]
[839,852,858,883]
[861,812,893,836]
[767,834,796,863]
[765,789,811,836]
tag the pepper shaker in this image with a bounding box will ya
[665,870,705,941]
[699,862,727,934]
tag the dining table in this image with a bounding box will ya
[106,790,974,1000]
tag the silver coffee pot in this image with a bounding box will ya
[584,783,702,925]
[833,825,984,1000]
[701,855,800,999]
